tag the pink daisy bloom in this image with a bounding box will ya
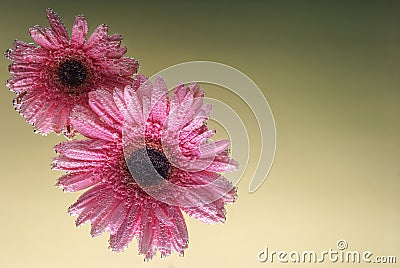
[5,9,139,137]
[52,76,238,259]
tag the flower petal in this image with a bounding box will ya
[52,155,105,172]
[29,26,61,50]
[182,199,227,224]
[46,9,69,45]
[5,40,49,63]
[7,77,36,93]
[32,100,58,135]
[90,201,121,237]
[52,105,71,134]
[68,184,105,215]
[56,171,102,192]
[199,140,231,159]
[149,76,169,123]
[86,24,108,48]
[71,106,120,141]
[169,208,188,254]
[55,139,108,161]
[102,58,139,76]
[88,89,123,130]
[205,155,239,173]
[109,203,141,252]
[17,91,47,122]
[137,205,156,258]
[71,15,88,47]
[156,223,172,257]
[108,201,130,234]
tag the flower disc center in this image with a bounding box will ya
[127,147,171,186]
[57,59,87,89]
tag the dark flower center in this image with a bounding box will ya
[126,147,171,186]
[57,59,87,88]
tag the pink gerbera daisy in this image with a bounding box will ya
[52,76,238,259]
[5,9,139,137]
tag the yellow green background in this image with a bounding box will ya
[0,0,399,267]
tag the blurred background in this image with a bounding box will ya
[0,0,399,267]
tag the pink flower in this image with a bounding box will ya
[5,9,139,138]
[52,76,238,259]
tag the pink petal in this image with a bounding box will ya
[105,45,127,58]
[86,24,108,48]
[109,203,141,252]
[205,155,239,173]
[185,129,215,145]
[156,223,172,257]
[68,184,105,215]
[71,15,88,47]
[57,171,101,192]
[8,77,40,93]
[75,202,96,226]
[137,206,155,258]
[108,201,130,234]
[154,205,175,227]
[5,41,49,63]
[55,139,108,161]
[90,201,121,237]
[149,76,169,123]
[9,62,42,73]
[173,170,237,205]
[88,90,123,130]
[52,105,70,134]
[199,140,231,159]
[102,58,139,76]
[169,208,188,254]
[133,74,148,89]
[73,185,113,226]
[182,199,227,224]
[46,9,69,45]
[32,101,57,134]
[178,171,237,224]
[171,84,188,105]
[85,31,123,57]
[29,26,60,50]
[125,86,145,124]
[167,86,207,132]
[18,91,47,121]
[88,192,117,228]
[113,88,127,116]
[188,110,210,129]
[135,77,153,104]
[71,106,120,141]
[101,75,134,91]
[52,155,105,172]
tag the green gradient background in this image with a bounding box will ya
[0,0,399,267]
